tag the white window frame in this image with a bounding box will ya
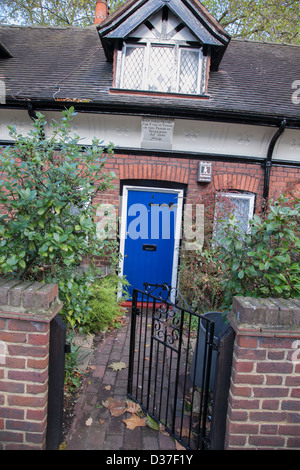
[213,192,256,237]
[177,47,203,95]
[116,41,203,95]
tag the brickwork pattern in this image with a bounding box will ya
[0,280,61,450]
[93,153,300,214]
[87,153,300,269]
[226,297,300,450]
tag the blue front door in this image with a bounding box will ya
[122,188,180,299]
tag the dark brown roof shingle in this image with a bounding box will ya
[0,25,299,122]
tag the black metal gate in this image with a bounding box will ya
[127,284,215,450]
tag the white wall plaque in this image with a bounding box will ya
[141,117,174,150]
[197,161,212,182]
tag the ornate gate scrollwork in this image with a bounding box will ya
[128,283,215,450]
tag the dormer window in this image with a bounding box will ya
[97,0,230,97]
[115,41,206,95]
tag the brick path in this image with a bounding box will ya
[65,314,177,450]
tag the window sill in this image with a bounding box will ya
[109,88,211,100]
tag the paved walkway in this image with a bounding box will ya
[65,314,178,451]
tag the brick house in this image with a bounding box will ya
[0,0,299,298]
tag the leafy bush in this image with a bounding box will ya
[86,274,129,333]
[178,194,300,312]
[0,107,115,281]
[64,330,86,392]
[215,195,300,307]
[178,248,224,312]
[0,107,120,331]
[178,188,239,312]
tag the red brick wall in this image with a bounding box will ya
[0,280,62,450]
[270,165,300,199]
[95,153,300,209]
[226,297,300,450]
[89,153,300,268]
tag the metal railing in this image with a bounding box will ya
[127,283,215,450]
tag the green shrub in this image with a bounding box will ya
[215,195,300,307]
[0,108,121,332]
[85,274,129,333]
[0,107,115,282]
[178,248,224,312]
[178,195,300,312]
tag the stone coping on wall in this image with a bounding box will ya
[228,296,300,337]
[0,278,62,322]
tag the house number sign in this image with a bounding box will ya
[141,117,174,150]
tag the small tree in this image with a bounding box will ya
[0,107,117,327]
[0,107,114,279]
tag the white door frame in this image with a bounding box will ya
[119,185,184,297]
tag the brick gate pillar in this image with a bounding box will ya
[0,280,62,450]
[225,297,300,450]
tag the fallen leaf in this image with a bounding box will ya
[99,419,105,424]
[123,414,147,430]
[104,385,111,391]
[85,417,93,426]
[102,397,115,408]
[178,427,193,438]
[111,403,127,417]
[102,397,127,417]
[159,423,169,436]
[146,414,159,431]
[126,400,141,414]
[108,361,127,371]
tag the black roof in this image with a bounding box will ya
[97,0,230,68]
[0,24,299,124]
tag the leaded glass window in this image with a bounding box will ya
[178,49,200,94]
[121,45,145,90]
[214,193,255,238]
[149,46,175,92]
[116,42,204,95]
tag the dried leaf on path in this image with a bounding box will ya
[108,361,127,371]
[85,417,93,426]
[159,423,169,436]
[126,400,142,414]
[102,397,127,417]
[178,427,193,438]
[123,414,147,430]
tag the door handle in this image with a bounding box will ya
[143,244,157,251]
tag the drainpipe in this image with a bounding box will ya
[27,101,45,139]
[27,101,37,121]
[263,118,286,205]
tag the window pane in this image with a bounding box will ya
[179,49,199,94]
[214,195,254,238]
[123,46,145,90]
[148,46,175,92]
